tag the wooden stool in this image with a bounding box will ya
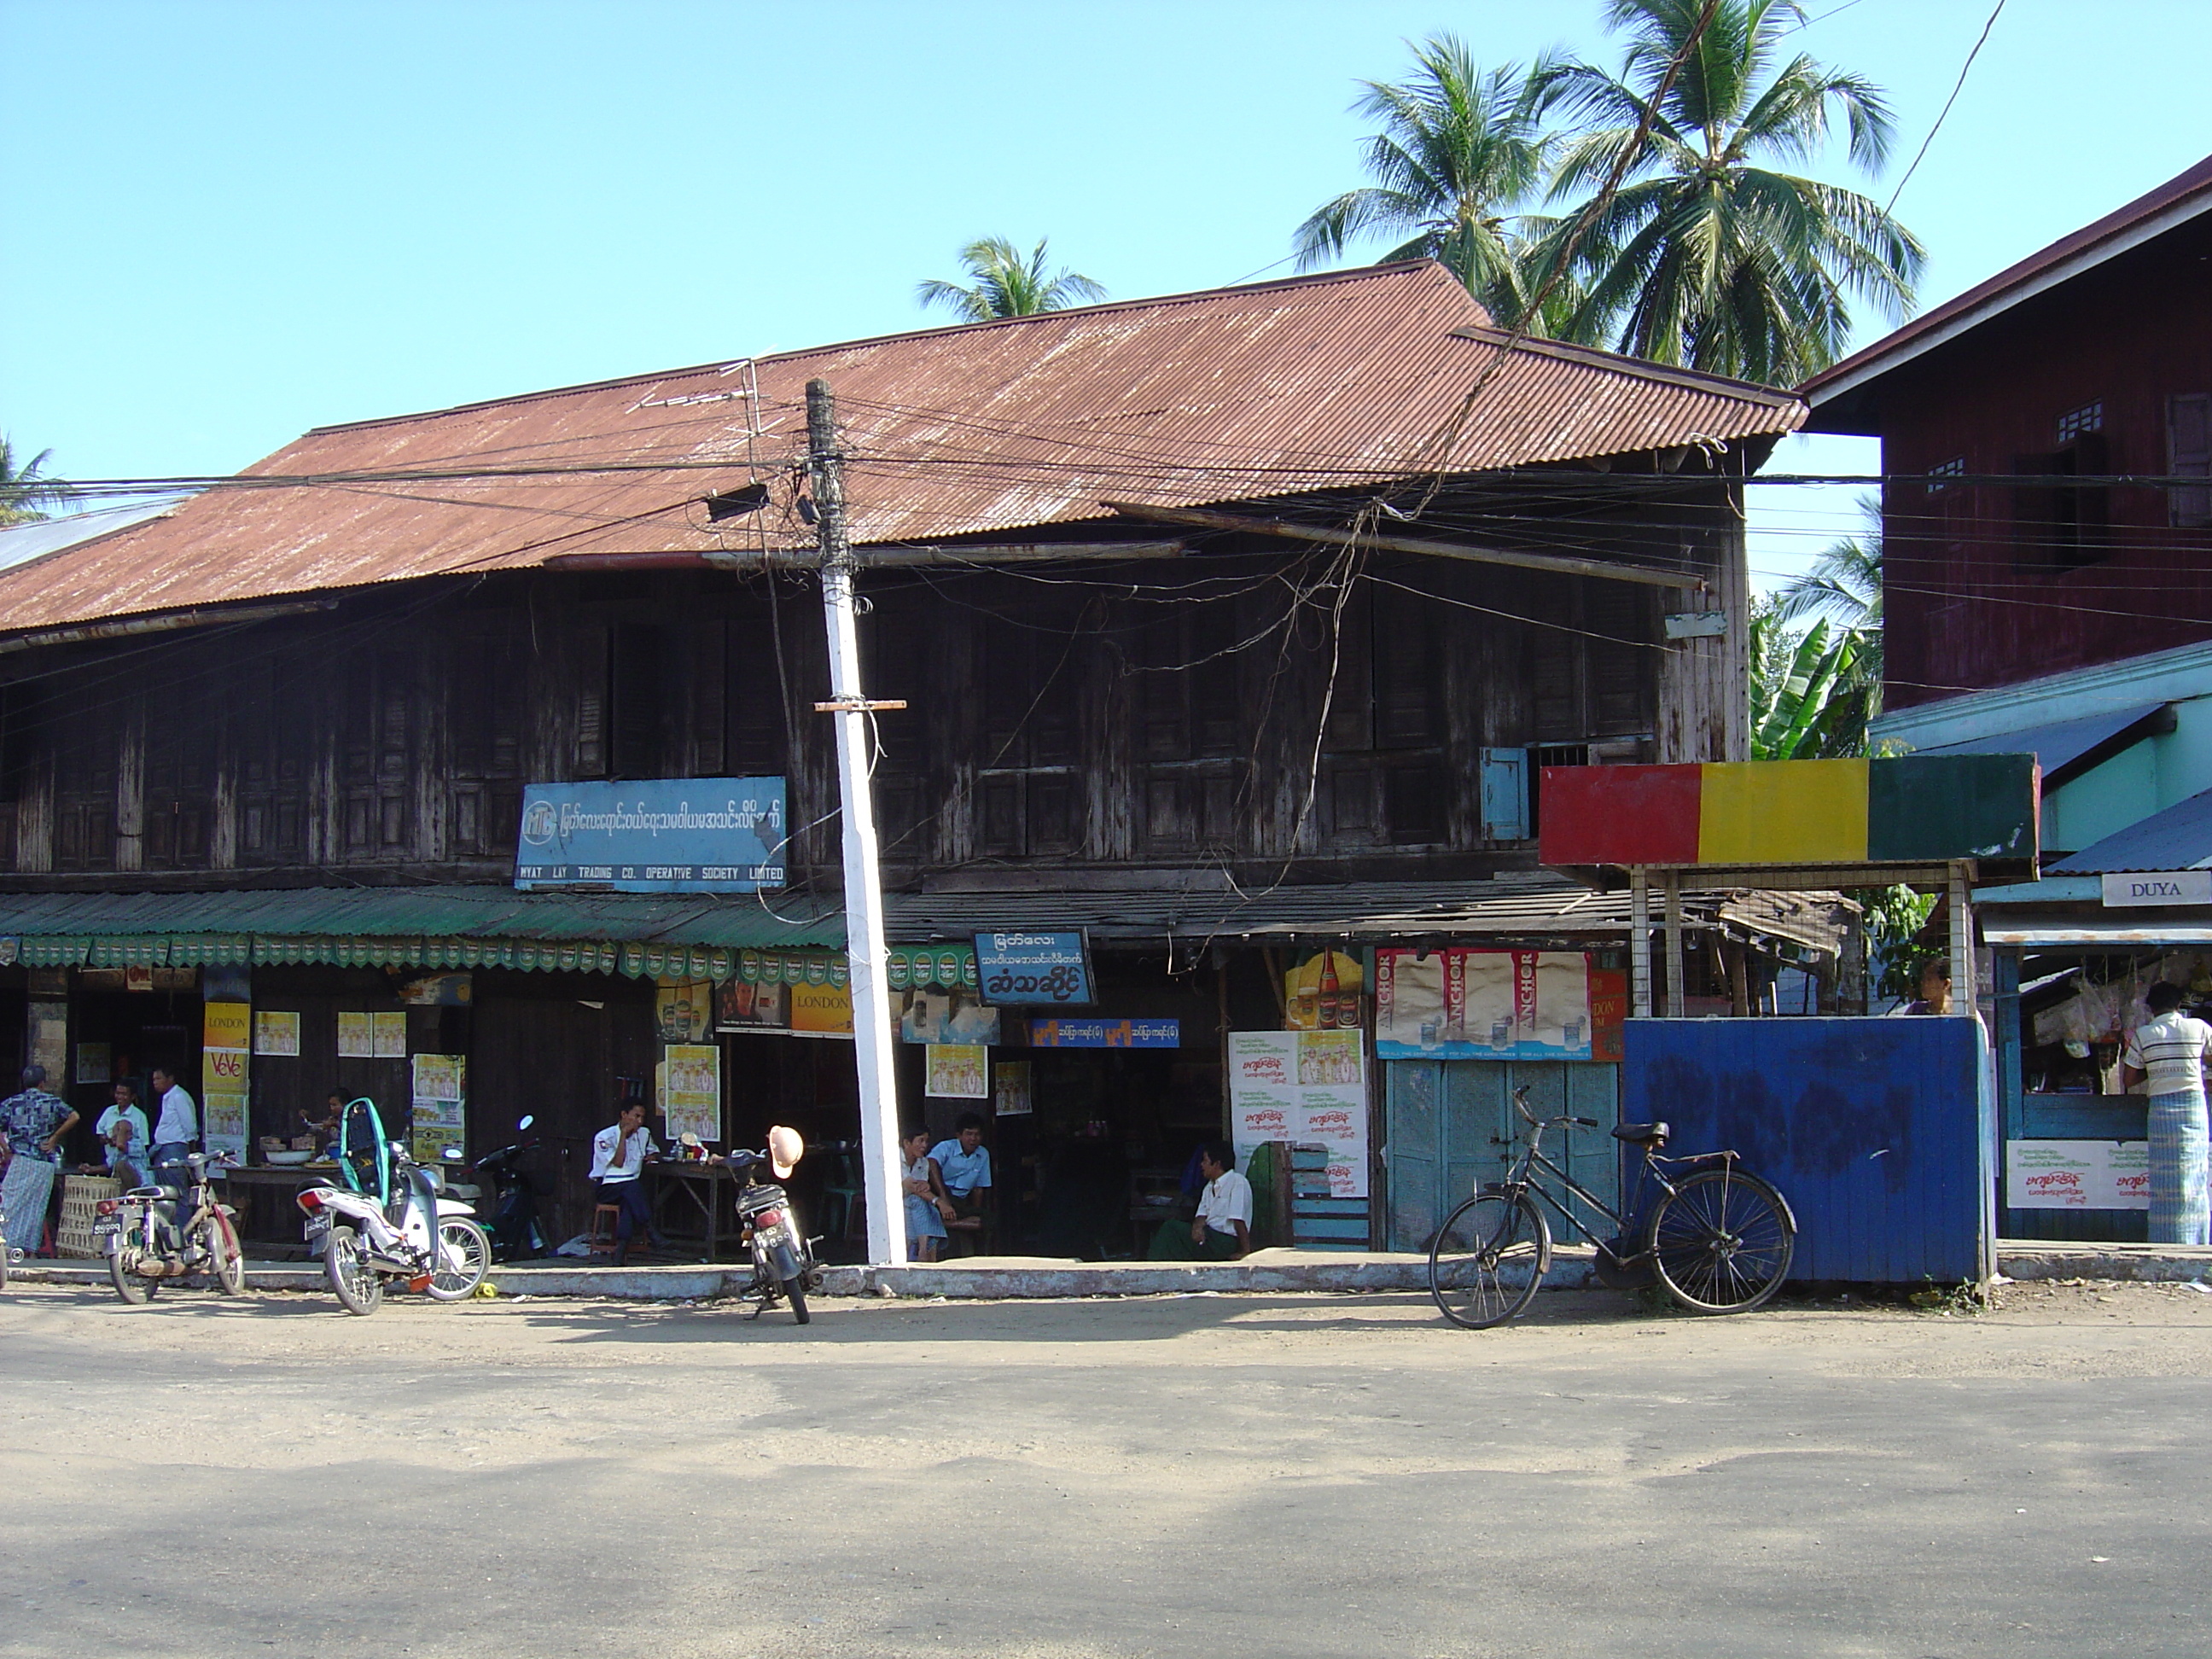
[589,1204,622,1259]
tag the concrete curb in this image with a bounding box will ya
[20,1243,2209,1298]
[1997,1241,2212,1284]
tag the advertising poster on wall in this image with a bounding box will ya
[663,1044,722,1142]
[1226,1029,1370,1197]
[925,1044,989,1099]
[202,999,253,1165]
[1283,951,1365,1031]
[655,980,713,1043]
[409,1054,466,1164]
[373,1011,408,1058]
[253,1010,300,1057]
[897,989,1001,1045]
[717,975,791,1031]
[1373,949,1601,1060]
[789,977,855,1039]
[2006,1140,2150,1209]
[992,1061,1033,1116]
[337,1012,373,1058]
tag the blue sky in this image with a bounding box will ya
[4,0,2209,588]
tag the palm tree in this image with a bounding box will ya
[917,237,1107,322]
[0,435,61,527]
[1536,0,1924,385]
[1774,490,1883,708]
[1294,35,1560,325]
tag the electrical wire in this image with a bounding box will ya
[1889,0,2006,212]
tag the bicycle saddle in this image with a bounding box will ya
[1611,1121,1671,1146]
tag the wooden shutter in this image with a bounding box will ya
[2171,393,2211,527]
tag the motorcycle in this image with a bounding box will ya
[722,1126,823,1324]
[471,1115,548,1263]
[96,1151,246,1302]
[295,1140,491,1315]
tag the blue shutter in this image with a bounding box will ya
[1480,747,1530,841]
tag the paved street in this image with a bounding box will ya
[3,1280,2208,1658]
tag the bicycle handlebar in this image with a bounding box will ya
[1510,1090,1599,1132]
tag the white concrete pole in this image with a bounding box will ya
[808,378,907,1268]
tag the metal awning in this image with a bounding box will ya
[882,876,1852,958]
[1981,906,2212,946]
[1918,701,2173,790]
[0,884,843,976]
[2047,786,2212,875]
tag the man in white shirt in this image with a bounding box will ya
[85,1081,152,1186]
[148,1066,199,1238]
[1149,1140,1254,1260]
[589,1100,666,1265]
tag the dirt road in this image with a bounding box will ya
[3,1280,2206,1657]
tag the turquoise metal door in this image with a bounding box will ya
[1385,1060,1620,1252]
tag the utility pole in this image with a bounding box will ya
[806,379,908,1268]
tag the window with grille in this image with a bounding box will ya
[2057,402,2104,441]
[1925,457,1965,493]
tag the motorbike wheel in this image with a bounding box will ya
[781,1278,812,1324]
[201,1209,246,1295]
[323,1225,385,1316]
[108,1244,154,1305]
[425,1218,492,1301]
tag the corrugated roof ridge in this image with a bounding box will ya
[1802,150,2212,397]
[298,262,1472,442]
[1448,323,1803,407]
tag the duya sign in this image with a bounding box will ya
[2101,870,2212,907]
[515,777,785,892]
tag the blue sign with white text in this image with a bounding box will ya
[975,930,1095,1005]
[515,777,786,892]
[1029,1019,1179,1049]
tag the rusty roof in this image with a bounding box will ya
[0,260,1803,632]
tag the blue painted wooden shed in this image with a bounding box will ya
[1622,1016,1994,1285]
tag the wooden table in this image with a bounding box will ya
[212,1164,333,1251]
[645,1161,742,1261]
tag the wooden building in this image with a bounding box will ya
[0,262,1813,1254]
[1803,155,2212,1244]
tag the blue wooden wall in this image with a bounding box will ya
[1622,1017,1992,1285]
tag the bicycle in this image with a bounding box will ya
[1428,1086,1796,1328]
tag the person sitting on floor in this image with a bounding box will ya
[928,1114,992,1247]
[1149,1140,1252,1261]
[590,1099,667,1266]
[901,1126,952,1262]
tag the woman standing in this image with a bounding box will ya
[2122,982,2212,1246]
[0,1065,80,1258]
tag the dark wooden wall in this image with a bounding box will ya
[1870,214,2212,707]
[0,497,1743,892]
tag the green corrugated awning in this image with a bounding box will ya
[0,885,844,977]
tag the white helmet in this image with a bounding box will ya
[766,1125,804,1180]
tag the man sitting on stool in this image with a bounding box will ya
[1149,1140,1252,1260]
[928,1113,993,1254]
[590,1100,667,1266]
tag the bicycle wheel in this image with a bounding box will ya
[424,1218,491,1301]
[1429,1188,1551,1329]
[1648,1167,1795,1314]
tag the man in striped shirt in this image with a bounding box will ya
[2122,982,2212,1245]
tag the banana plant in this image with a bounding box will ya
[1749,610,1871,760]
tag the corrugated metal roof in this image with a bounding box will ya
[2047,786,2212,875]
[0,497,191,576]
[0,262,1803,634]
[0,884,843,949]
[1916,702,2171,789]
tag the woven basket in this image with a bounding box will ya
[57,1173,122,1259]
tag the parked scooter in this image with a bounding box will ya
[96,1152,246,1302]
[719,1126,822,1324]
[295,1140,490,1315]
[472,1115,548,1262]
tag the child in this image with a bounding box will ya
[901,1126,951,1262]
